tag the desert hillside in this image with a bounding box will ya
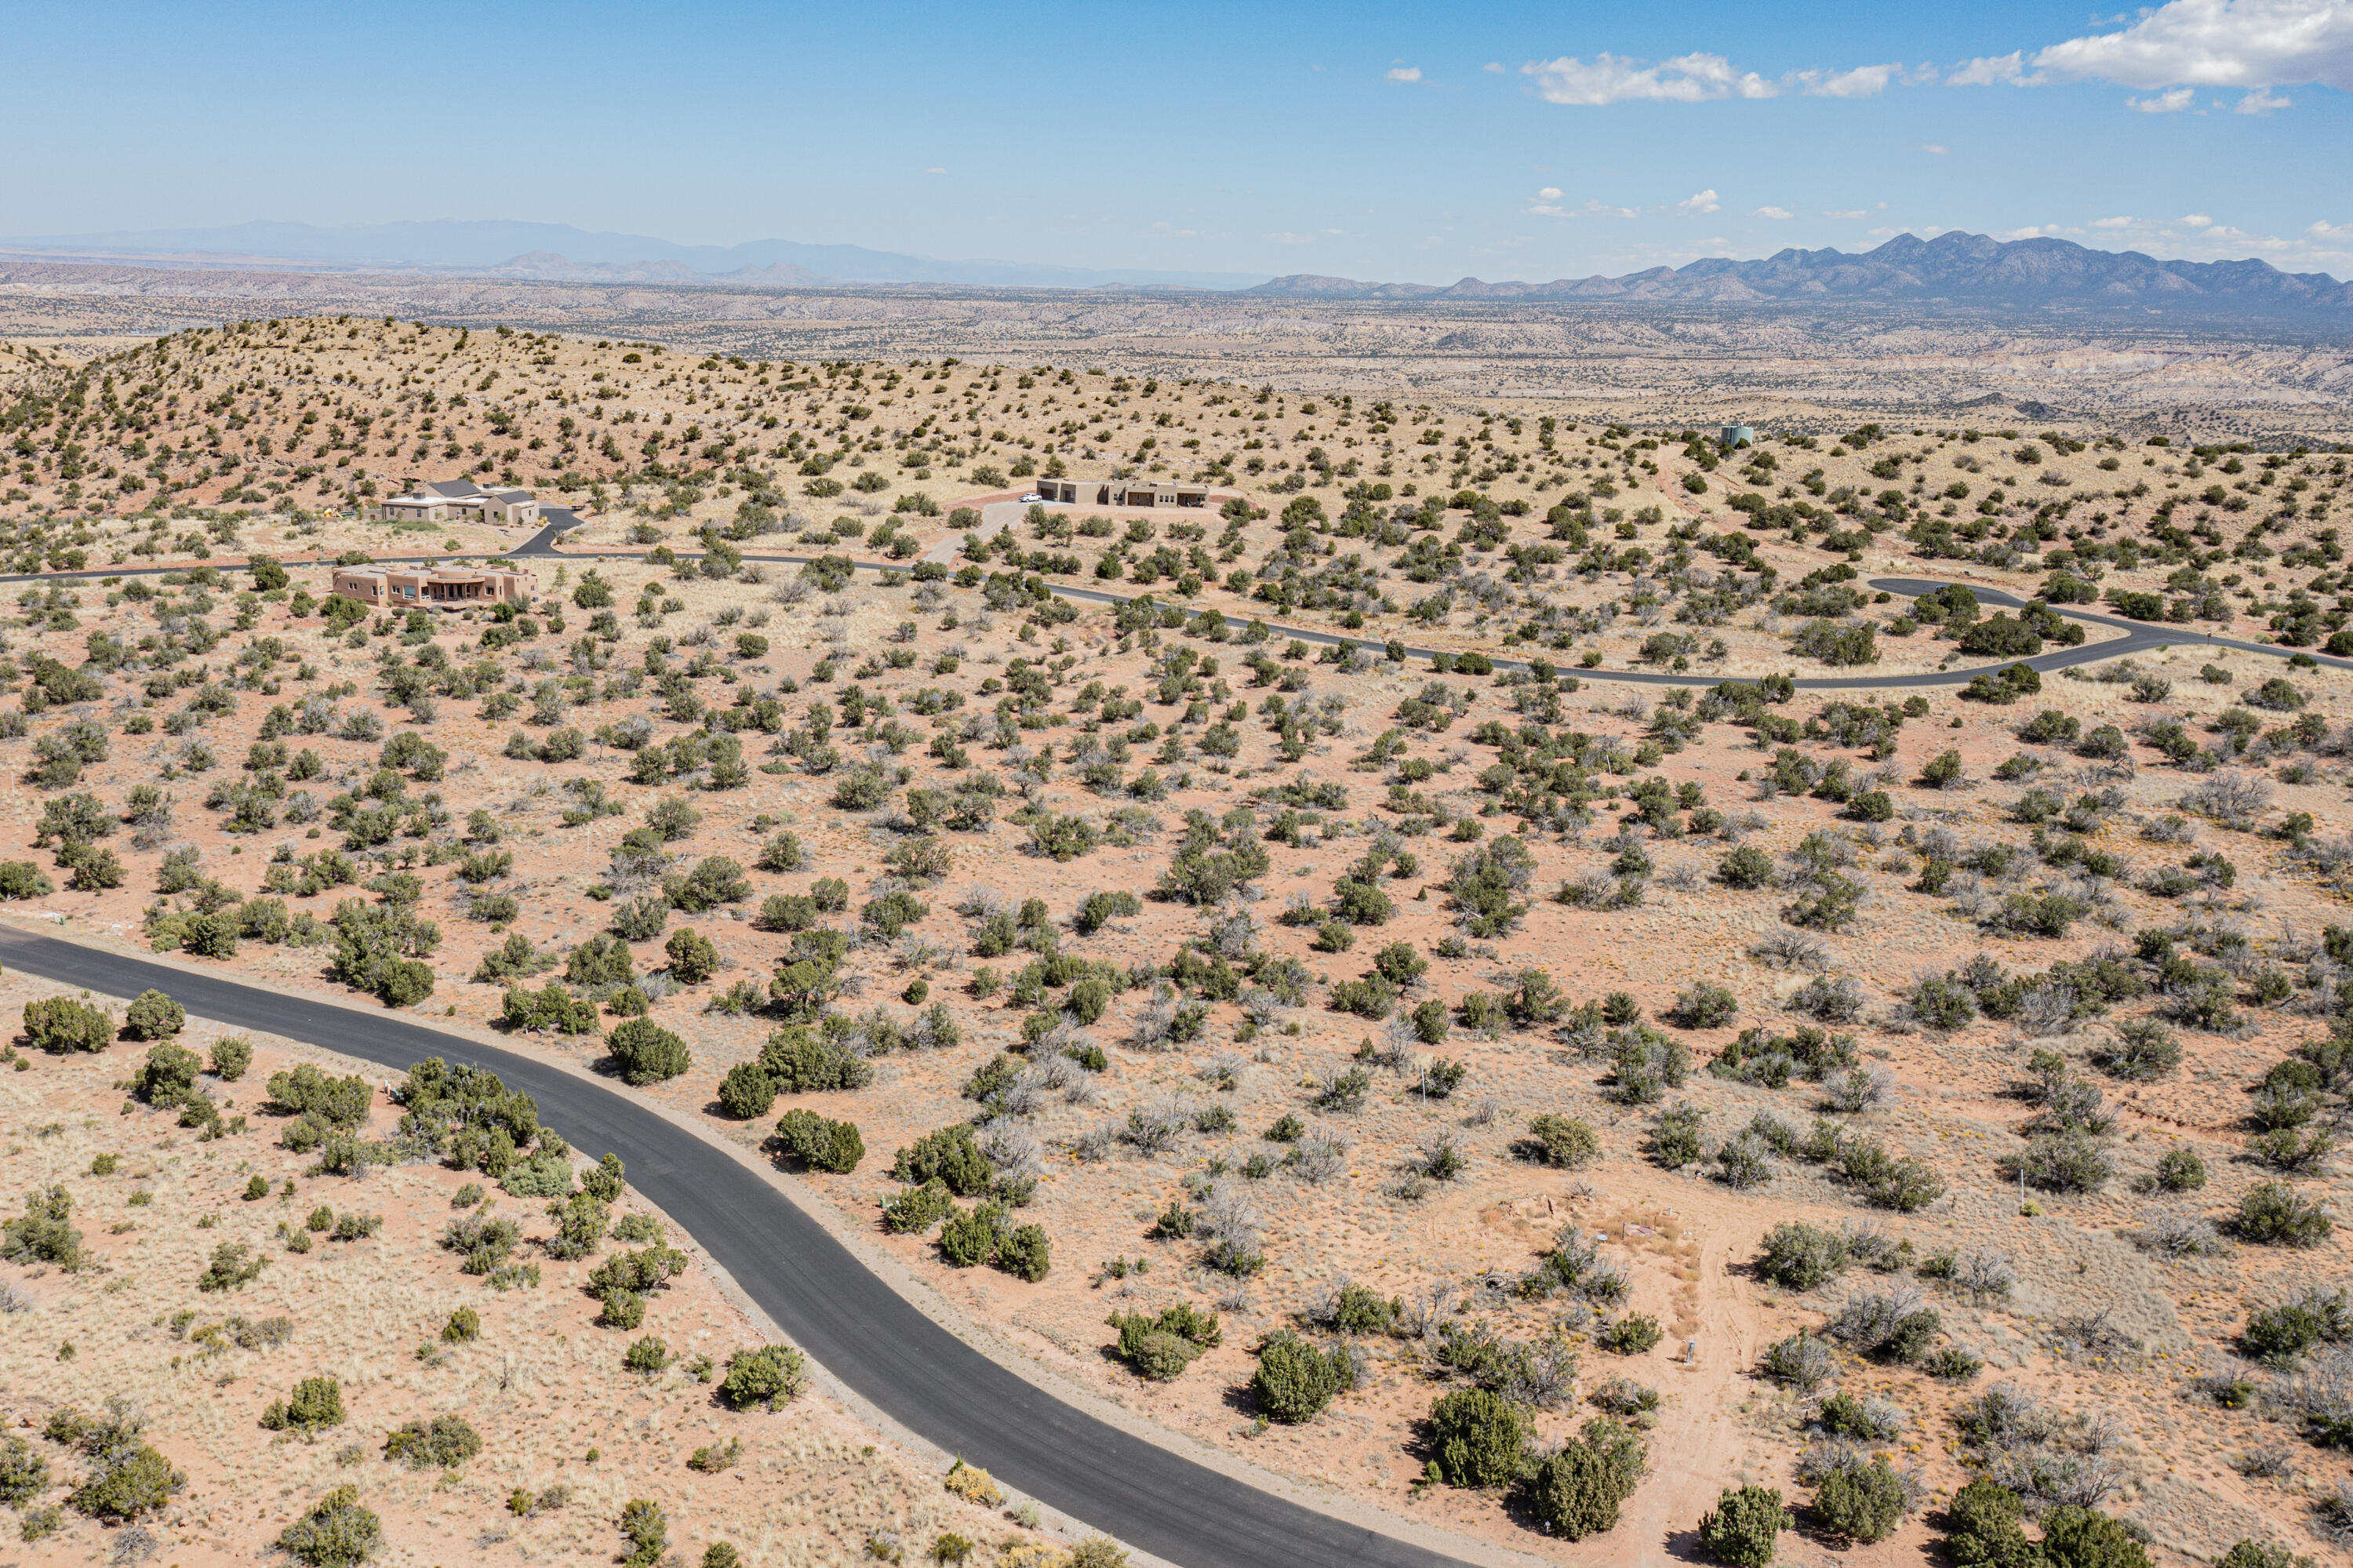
[0,312,2348,1568]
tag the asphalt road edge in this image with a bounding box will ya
[0,915,1555,1568]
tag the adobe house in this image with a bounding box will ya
[1031,478,1211,508]
[330,564,537,609]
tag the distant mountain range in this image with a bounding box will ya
[2,223,2344,316]
[0,219,1265,292]
[1245,231,2353,313]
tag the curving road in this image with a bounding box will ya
[5,509,2340,692]
[0,925,1467,1568]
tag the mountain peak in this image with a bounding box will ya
[1240,231,2350,315]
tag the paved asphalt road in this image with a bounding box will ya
[0,925,1467,1568]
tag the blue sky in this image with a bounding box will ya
[6,0,2350,282]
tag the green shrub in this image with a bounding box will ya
[23,995,112,1053]
[261,1377,346,1433]
[267,1063,373,1126]
[687,1435,742,1473]
[568,932,638,989]
[68,1433,183,1520]
[759,1025,875,1093]
[133,1041,204,1107]
[620,1497,669,1568]
[2216,1541,2313,1568]
[608,1019,690,1085]
[755,893,818,932]
[383,1414,481,1469]
[0,860,54,900]
[1252,1330,1349,1423]
[1427,1387,1529,1488]
[1945,1477,2035,1568]
[1756,1222,1850,1290]
[122,988,186,1040]
[500,982,602,1035]
[2,1184,83,1268]
[2235,1181,2333,1246]
[775,1108,864,1172]
[197,1241,267,1293]
[442,1307,479,1343]
[938,1202,1007,1267]
[996,1222,1050,1282]
[2039,1508,2151,1568]
[1522,1113,1598,1167]
[1699,1484,1789,1566]
[1810,1453,1907,1542]
[2242,1292,2350,1366]
[667,856,751,912]
[716,1062,776,1119]
[664,926,719,984]
[210,1036,254,1081]
[1650,1104,1707,1168]
[1668,983,1740,1029]
[587,1246,689,1298]
[891,1122,993,1194]
[718,1344,807,1410]
[0,1434,49,1506]
[442,1211,522,1274]
[624,1336,673,1373]
[1718,845,1774,889]
[325,898,438,1005]
[1109,1304,1221,1379]
[580,1152,625,1202]
[1758,1332,1835,1392]
[1601,1313,1664,1355]
[1075,890,1142,934]
[538,1191,609,1261]
[882,1180,955,1235]
[1526,1417,1646,1540]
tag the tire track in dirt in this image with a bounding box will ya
[1629,1225,1766,1566]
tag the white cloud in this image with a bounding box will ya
[1523,52,1777,104]
[2183,212,2214,224]
[2128,85,2198,109]
[1967,0,2353,93]
[1948,51,2038,85]
[1522,50,1915,104]
[1386,66,1422,82]
[1753,206,1794,219]
[1267,232,1321,245]
[1922,143,1950,153]
[1537,187,1562,201]
[922,166,947,175]
[1824,209,1869,219]
[2093,214,2137,226]
[2235,84,2294,108]
[1677,189,1722,213]
[1787,63,1899,96]
[2311,219,2353,235]
[1482,61,1504,74]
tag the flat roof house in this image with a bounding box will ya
[1033,478,1211,508]
[332,566,536,609]
[374,479,540,527]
